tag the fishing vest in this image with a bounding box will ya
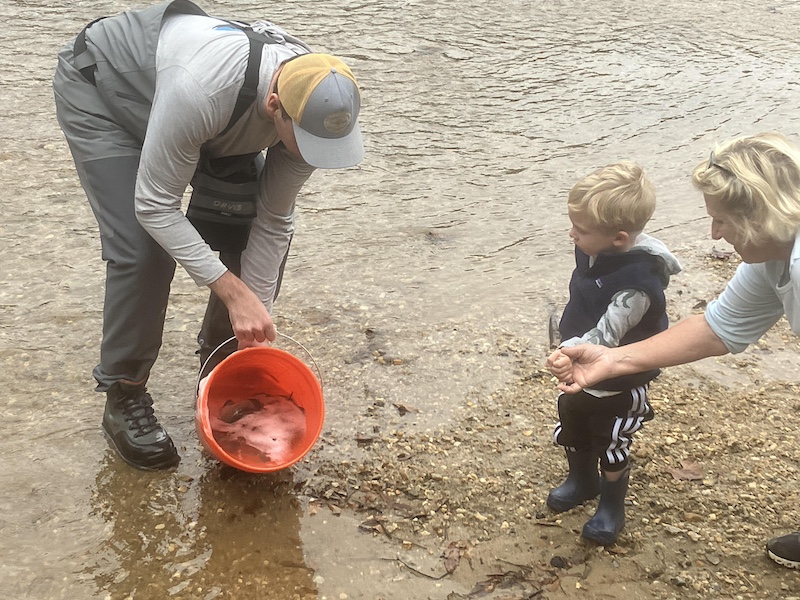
[72,0,308,252]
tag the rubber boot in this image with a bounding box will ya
[582,469,629,545]
[547,449,601,512]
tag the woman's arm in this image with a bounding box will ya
[550,314,729,393]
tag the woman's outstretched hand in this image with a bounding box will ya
[546,344,613,393]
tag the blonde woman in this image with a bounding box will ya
[548,132,800,568]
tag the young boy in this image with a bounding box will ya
[547,161,682,545]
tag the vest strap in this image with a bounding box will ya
[72,17,107,86]
[218,23,293,135]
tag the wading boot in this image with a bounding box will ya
[582,468,629,545]
[547,449,601,512]
[766,532,800,569]
[102,382,180,470]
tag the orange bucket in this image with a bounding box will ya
[195,344,324,473]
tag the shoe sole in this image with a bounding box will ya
[102,428,180,471]
[581,527,620,546]
[546,491,600,513]
[547,496,589,513]
[767,549,800,569]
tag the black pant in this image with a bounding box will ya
[553,386,654,472]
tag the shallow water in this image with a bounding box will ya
[2,0,800,598]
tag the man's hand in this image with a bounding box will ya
[236,337,273,351]
[209,271,277,345]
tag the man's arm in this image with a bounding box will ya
[137,66,280,346]
[209,271,277,343]
[240,143,315,311]
[135,65,228,286]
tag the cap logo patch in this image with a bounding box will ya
[324,111,352,135]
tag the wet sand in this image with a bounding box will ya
[2,0,800,599]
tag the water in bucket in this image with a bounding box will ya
[210,393,307,465]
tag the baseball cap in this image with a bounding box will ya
[277,53,364,169]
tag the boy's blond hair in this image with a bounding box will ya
[568,161,656,233]
[691,131,800,245]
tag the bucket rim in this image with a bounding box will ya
[197,334,324,394]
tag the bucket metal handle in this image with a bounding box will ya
[196,332,323,395]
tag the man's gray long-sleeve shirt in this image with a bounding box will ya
[131,13,315,310]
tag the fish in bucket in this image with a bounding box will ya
[196,336,324,473]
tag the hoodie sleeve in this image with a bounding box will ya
[561,289,651,349]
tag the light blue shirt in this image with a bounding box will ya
[705,233,800,353]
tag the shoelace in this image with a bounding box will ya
[120,390,161,437]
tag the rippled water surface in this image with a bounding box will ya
[2,0,800,598]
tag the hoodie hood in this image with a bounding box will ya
[631,233,683,286]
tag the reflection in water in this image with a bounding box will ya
[86,452,316,599]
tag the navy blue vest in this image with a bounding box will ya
[559,247,669,391]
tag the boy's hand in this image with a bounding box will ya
[552,344,614,393]
[546,349,573,383]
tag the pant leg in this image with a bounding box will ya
[553,390,596,452]
[554,387,654,471]
[54,46,175,391]
[595,385,653,472]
